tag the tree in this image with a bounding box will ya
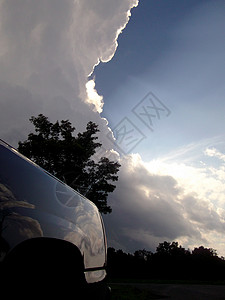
[18,114,120,214]
[156,241,190,257]
[192,246,218,258]
[106,242,225,281]
[134,249,153,261]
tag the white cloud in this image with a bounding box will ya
[205,147,225,162]
[85,79,103,113]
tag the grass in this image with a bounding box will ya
[110,284,166,300]
[108,278,225,300]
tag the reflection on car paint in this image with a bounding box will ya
[0,141,107,283]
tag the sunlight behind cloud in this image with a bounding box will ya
[85,79,103,113]
[146,148,225,207]
[104,140,225,256]
[100,0,139,64]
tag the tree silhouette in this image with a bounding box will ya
[192,246,218,258]
[18,114,120,214]
[107,241,225,281]
[156,241,190,257]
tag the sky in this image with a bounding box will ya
[1,0,225,256]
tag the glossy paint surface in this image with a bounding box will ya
[0,141,107,283]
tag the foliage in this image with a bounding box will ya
[107,241,225,281]
[18,114,120,214]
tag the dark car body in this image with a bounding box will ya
[0,139,109,297]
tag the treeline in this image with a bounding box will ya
[107,241,225,281]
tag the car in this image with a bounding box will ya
[0,139,110,298]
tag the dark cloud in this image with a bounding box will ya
[183,195,225,233]
[0,82,42,144]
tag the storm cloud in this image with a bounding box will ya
[103,154,225,253]
[0,0,138,145]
